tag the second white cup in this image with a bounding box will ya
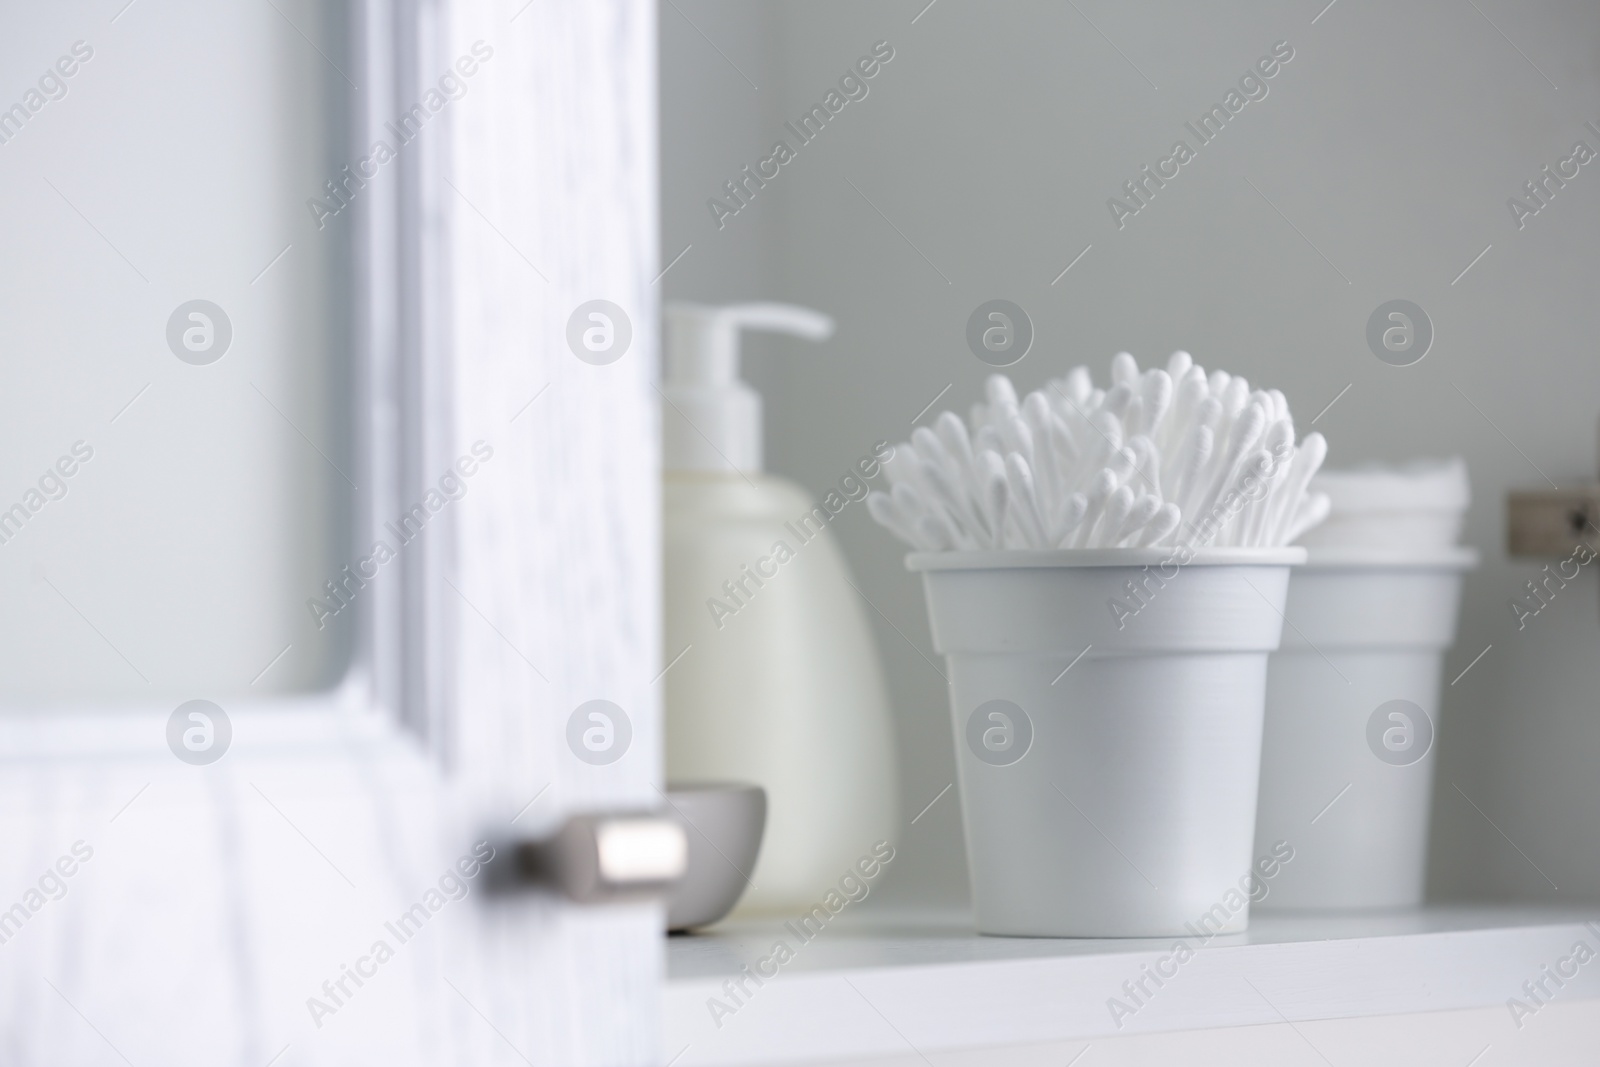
[1253,547,1476,910]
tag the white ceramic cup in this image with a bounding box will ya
[1253,548,1477,910]
[910,547,1304,937]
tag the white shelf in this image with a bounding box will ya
[665,905,1600,1065]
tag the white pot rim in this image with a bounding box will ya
[906,546,1307,571]
[1297,546,1479,569]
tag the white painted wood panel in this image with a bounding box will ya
[711,1000,1600,1067]
[666,908,1600,1064]
[0,1,663,1064]
[442,0,662,1062]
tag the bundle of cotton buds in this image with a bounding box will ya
[867,351,1331,551]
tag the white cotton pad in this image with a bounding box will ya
[1296,458,1469,550]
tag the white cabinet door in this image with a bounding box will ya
[0,1,664,1063]
[441,0,664,1061]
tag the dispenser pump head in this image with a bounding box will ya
[662,302,834,472]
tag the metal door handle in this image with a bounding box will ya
[511,813,686,903]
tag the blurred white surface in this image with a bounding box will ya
[666,906,1600,1065]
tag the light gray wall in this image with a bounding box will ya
[0,1,349,701]
[664,0,1600,907]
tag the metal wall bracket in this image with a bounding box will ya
[1507,487,1600,556]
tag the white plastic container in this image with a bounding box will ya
[662,302,898,917]
[910,547,1304,937]
[1253,547,1476,910]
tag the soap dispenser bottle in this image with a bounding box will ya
[661,302,898,917]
